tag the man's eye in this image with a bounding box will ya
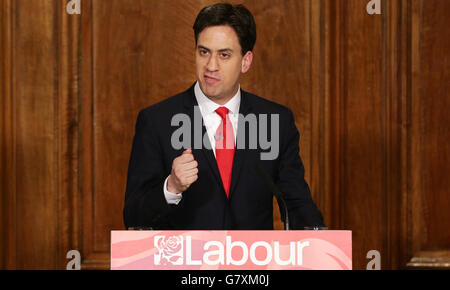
[199,50,208,56]
[220,53,230,59]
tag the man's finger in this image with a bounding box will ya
[182,160,198,170]
[185,174,198,185]
[183,167,198,177]
[179,151,195,163]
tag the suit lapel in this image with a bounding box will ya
[229,90,252,199]
[183,86,224,192]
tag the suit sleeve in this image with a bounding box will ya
[123,109,173,229]
[275,109,325,229]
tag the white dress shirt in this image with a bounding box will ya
[163,82,241,204]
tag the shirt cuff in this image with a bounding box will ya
[164,176,183,205]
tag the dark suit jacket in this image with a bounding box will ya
[123,84,324,230]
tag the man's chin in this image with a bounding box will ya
[201,85,220,98]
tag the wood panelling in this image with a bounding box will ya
[0,0,12,270]
[406,0,450,268]
[342,0,385,270]
[384,0,407,269]
[1,0,449,270]
[1,0,81,270]
[2,0,60,269]
[58,0,82,269]
[326,0,450,269]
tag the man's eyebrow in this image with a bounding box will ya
[197,45,210,51]
[197,45,234,53]
[218,48,234,53]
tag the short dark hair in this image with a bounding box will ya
[193,3,257,55]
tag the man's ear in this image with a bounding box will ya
[241,51,253,74]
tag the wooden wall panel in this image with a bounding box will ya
[3,0,60,269]
[342,0,385,270]
[327,0,450,269]
[58,0,82,270]
[416,0,450,251]
[384,0,408,269]
[0,0,12,270]
[0,0,81,270]
[406,0,450,268]
[327,0,387,269]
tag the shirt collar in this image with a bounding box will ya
[194,82,241,116]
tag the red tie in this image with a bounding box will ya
[215,107,235,198]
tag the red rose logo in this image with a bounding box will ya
[156,236,183,265]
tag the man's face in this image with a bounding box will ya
[195,25,253,105]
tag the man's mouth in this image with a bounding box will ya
[204,75,220,83]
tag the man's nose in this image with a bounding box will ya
[206,55,219,71]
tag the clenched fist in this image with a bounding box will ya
[167,149,199,194]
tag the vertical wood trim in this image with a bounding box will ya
[399,0,411,268]
[79,0,109,269]
[1,0,16,269]
[12,0,60,268]
[53,0,61,270]
[406,0,450,269]
[308,1,322,212]
[381,0,389,269]
[381,0,389,270]
[337,0,346,232]
[310,0,326,219]
[384,0,408,269]
[323,0,331,229]
[57,1,82,269]
[80,0,94,268]
[0,0,13,269]
[325,0,344,230]
[0,1,3,269]
[409,0,423,263]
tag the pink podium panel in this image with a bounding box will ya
[111,230,352,270]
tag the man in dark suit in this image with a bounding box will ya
[123,3,324,230]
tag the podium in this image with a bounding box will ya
[111,230,351,270]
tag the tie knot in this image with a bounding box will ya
[215,107,229,119]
